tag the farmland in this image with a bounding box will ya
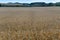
[0,7,60,40]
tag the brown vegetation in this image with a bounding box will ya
[0,7,60,40]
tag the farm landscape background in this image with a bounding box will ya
[0,7,60,40]
[0,2,60,7]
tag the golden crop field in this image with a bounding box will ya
[0,7,60,40]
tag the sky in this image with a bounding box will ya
[0,0,60,3]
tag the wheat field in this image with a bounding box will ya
[0,7,60,40]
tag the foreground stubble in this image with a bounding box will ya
[0,7,60,40]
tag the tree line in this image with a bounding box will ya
[0,2,60,7]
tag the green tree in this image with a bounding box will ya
[55,2,60,6]
[47,3,54,6]
[0,4,1,7]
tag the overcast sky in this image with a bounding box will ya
[0,0,60,3]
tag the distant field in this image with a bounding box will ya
[0,7,60,40]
